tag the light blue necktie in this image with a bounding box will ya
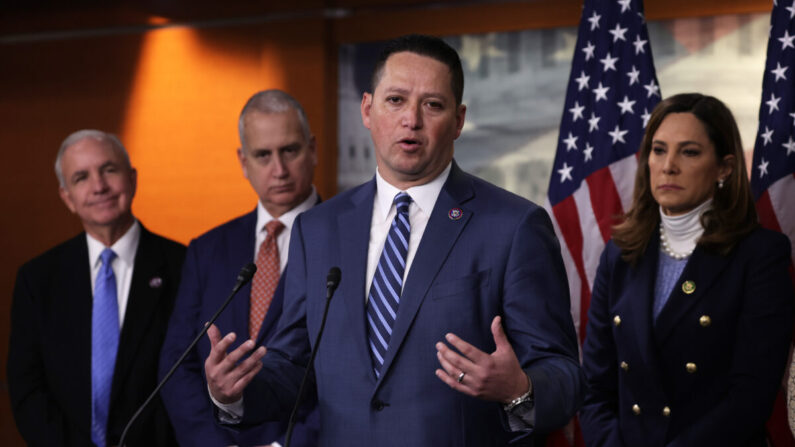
[91,248,119,447]
[367,192,412,377]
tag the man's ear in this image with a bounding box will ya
[59,186,77,214]
[237,148,250,180]
[454,104,467,140]
[308,136,318,166]
[129,167,138,197]
[361,92,373,130]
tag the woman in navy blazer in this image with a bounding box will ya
[580,93,794,447]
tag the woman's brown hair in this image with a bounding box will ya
[612,93,758,264]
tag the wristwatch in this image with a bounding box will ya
[503,374,533,413]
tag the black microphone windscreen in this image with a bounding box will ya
[326,267,341,290]
[237,262,257,284]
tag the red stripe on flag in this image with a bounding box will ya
[586,167,625,243]
[756,190,784,233]
[552,196,592,343]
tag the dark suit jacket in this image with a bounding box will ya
[7,224,186,447]
[159,209,318,447]
[240,162,584,446]
[580,228,794,447]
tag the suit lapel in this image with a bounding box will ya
[338,180,377,380]
[228,210,257,342]
[377,164,474,385]
[111,226,167,403]
[654,246,730,345]
[56,235,93,430]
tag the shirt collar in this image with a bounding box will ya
[256,186,318,233]
[87,220,141,268]
[373,162,452,223]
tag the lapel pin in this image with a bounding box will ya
[448,208,463,220]
[681,280,695,295]
[149,277,163,289]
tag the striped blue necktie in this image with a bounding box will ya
[367,191,412,377]
[91,248,120,447]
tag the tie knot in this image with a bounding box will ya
[265,220,285,237]
[100,248,117,266]
[394,192,412,213]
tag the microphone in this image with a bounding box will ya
[118,263,257,447]
[284,267,341,447]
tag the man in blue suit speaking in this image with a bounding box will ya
[205,35,583,446]
[159,90,319,446]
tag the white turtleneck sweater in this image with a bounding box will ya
[653,199,712,319]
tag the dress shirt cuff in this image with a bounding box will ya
[208,384,244,423]
[506,403,535,431]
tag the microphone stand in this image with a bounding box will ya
[118,263,257,447]
[284,267,341,447]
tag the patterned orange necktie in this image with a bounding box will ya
[249,219,285,340]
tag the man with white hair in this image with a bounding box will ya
[7,129,186,446]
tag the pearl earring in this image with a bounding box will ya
[718,178,725,189]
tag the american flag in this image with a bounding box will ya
[751,0,795,274]
[546,0,660,343]
[752,3,795,446]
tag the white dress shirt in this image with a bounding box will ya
[86,220,141,329]
[365,163,451,300]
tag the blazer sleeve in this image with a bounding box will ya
[158,241,236,446]
[667,235,794,446]
[503,206,585,433]
[7,264,69,447]
[579,245,627,447]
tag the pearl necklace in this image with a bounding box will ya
[659,222,693,260]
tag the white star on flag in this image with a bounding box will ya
[771,62,788,81]
[787,1,795,19]
[779,30,795,50]
[588,112,601,132]
[569,101,585,121]
[563,132,579,151]
[588,11,601,31]
[557,163,573,182]
[790,112,795,126]
[627,65,641,85]
[766,93,781,113]
[633,34,648,54]
[644,79,660,98]
[761,126,774,145]
[758,158,769,177]
[582,41,596,60]
[617,96,636,114]
[608,125,629,144]
[642,108,651,127]
[584,143,594,162]
[600,52,619,71]
[609,23,629,42]
[575,71,590,90]
[783,136,795,155]
[618,0,632,13]
[593,82,610,102]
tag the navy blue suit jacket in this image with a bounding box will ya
[159,210,317,447]
[240,163,583,446]
[581,228,794,447]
